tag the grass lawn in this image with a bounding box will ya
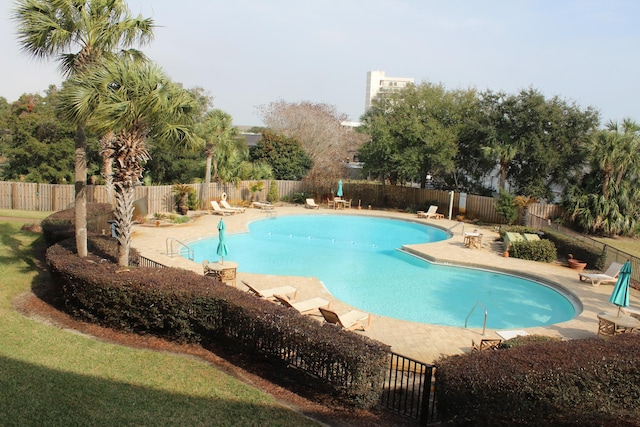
[0,219,320,426]
[592,235,640,259]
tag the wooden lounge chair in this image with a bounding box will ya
[273,294,330,314]
[241,280,298,300]
[210,200,235,215]
[578,262,623,287]
[318,307,371,331]
[416,205,444,219]
[471,338,502,352]
[305,198,320,209]
[220,199,245,213]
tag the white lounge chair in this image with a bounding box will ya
[220,199,245,213]
[417,205,444,219]
[305,198,320,209]
[273,294,330,314]
[252,201,275,210]
[210,200,235,215]
[578,262,624,287]
[318,307,371,331]
[241,280,298,300]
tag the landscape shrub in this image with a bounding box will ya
[436,334,640,425]
[509,239,557,263]
[544,230,606,270]
[267,180,279,203]
[41,203,114,245]
[45,239,388,408]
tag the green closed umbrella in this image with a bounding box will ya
[337,179,343,197]
[216,219,228,264]
[609,260,631,316]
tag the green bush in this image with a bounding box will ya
[544,230,606,269]
[41,203,114,245]
[494,190,518,225]
[45,238,389,409]
[291,192,311,204]
[266,180,279,203]
[509,239,557,262]
[436,334,640,425]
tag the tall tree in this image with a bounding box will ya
[258,100,365,193]
[195,109,238,205]
[13,0,154,257]
[466,88,598,199]
[60,57,197,266]
[250,130,312,180]
[564,118,640,236]
[359,83,474,188]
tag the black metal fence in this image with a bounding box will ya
[529,214,640,286]
[135,255,168,269]
[380,352,437,425]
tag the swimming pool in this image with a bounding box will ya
[188,215,577,329]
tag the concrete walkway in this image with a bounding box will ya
[130,205,639,364]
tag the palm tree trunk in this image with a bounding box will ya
[114,182,134,267]
[201,151,213,208]
[75,124,88,257]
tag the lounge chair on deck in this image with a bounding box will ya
[252,201,275,210]
[220,199,245,213]
[210,200,235,215]
[305,198,320,209]
[318,307,371,331]
[241,280,298,300]
[578,262,623,287]
[471,339,502,352]
[273,294,330,314]
[417,205,444,219]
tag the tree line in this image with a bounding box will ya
[358,83,640,236]
[4,0,639,266]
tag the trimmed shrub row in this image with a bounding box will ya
[46,238,389,408]
[544,229,607,270]
[41,203,114,245]
[436,334,640,425]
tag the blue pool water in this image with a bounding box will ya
[189,215,576,329]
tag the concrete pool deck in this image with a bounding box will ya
[130,205,639,364]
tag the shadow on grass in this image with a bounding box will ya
[0,355,315,427]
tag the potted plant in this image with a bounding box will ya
[249,181,264,202]
[567,254,587,271]
[172,184,194,215]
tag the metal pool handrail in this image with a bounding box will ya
[465,301,488,336]
[165,237,194,260]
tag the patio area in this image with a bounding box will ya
[130,205,638,364]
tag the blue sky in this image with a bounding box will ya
[1,0,638,126]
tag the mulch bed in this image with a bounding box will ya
[13,237,415,427]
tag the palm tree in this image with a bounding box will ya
[13,0,154,257]
[195,109,238,206]
[61,57,197,266]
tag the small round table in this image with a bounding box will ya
[204,261,238,286]
[597,311,640,337]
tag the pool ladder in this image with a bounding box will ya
[165,237,194,260]
[465,301,488,336]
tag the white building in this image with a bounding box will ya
[364,70,414,112]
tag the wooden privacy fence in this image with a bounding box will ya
[0,180,562,226]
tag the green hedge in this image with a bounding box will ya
[436,334,640,425]
[544,230,607,270]
[509,239,557,263]
[41,203,114,245]
[45,238,389,408]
